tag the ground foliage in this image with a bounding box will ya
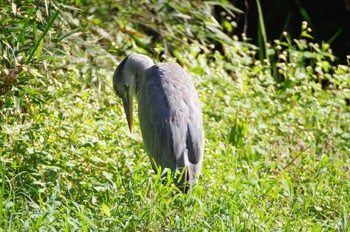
[1,0,350,230]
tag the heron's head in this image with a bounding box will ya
[113,55,135,133]
[113,54,154,133]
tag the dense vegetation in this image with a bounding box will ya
[230,0,350,64]
[1,0,349,230]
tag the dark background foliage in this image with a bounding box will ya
[214,0,350,63]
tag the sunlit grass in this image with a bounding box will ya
[1,0,350,231]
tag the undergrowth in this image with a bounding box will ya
[1,0,349,230]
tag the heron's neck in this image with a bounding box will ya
[128,54,154,96]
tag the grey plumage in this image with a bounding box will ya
[113,54,204,192]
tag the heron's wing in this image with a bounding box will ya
[140,63,203,172]
[186,99,204,165]
[139,67,175,169]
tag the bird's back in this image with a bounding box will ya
[138,63,204,185]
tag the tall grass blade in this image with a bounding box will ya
[256,0,268,62]
[18,7,35,47]
[25,10,60,64]
[327,29,342,45]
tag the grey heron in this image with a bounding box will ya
[113,53,204,193]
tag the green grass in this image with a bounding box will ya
[1,0,350,230]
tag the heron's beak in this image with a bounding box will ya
[122,90,134,133]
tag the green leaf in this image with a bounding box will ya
[101,203,111,217]
[36,39,44,60]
